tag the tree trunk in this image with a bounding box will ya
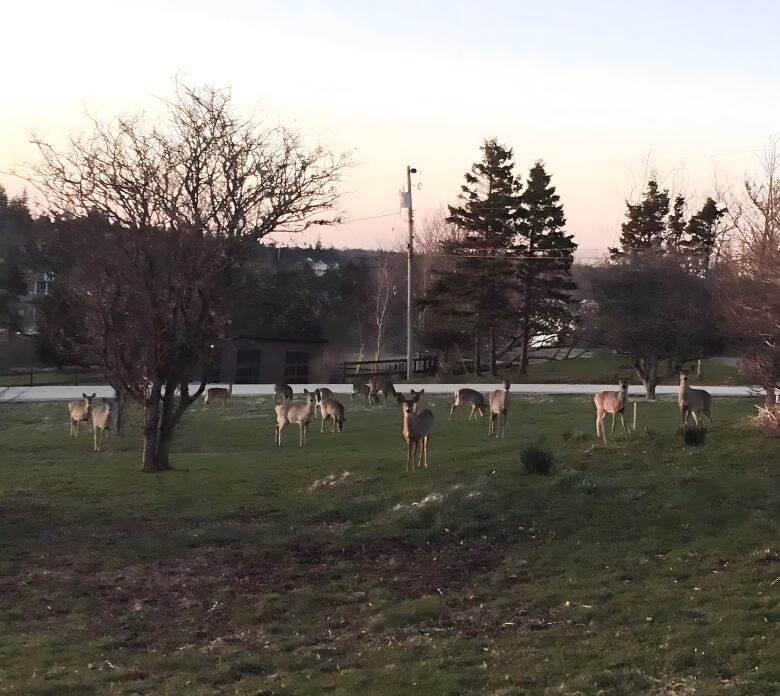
[112,382,128,435]
[141,387,162,472]
[518,313,531,376]
[765,384,777,411]
[633,358,659,400]
[489,324,497,376]
[474,324,482,377]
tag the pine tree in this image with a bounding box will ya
[666,194,687,251]
[685,197,725,273]
[514,162,577,374]
[423,139,521,375]
[610,179,670,256]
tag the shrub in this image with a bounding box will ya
[520,443,555,475]
[681,427,707,446]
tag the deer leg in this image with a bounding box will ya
[619,413,628,435]
[611,412,616,434]
[469,406,476,422]
[105,429,112,450]
[502,412,507,438]
[407,440,413,472]
[321,415,325,433]
[422,436,429,468]
[93,427,99,453]
[449,403,456,421]
[690,410,700,428]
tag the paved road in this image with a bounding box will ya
[0,383,761,402]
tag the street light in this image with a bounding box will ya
[405,166,417,382]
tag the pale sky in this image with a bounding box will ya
[2,0,779,253]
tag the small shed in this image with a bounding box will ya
[206,335,329,384]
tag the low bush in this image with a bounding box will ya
[520,443,555,475]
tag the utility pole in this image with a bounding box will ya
[405,166,416,382]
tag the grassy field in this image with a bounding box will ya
[0,394,778,695]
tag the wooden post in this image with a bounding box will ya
[633,402,637,432]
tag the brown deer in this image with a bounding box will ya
[91,399,112,452]
[273,383,293,403]
[274,389,317,447]
[351,382,371,402]
[314,387,334,401]
[68,392,96,437]
[368,375,397,406]
[449,388,486,421]
[593,376,630,444]
[205,384,233,409]
[395,388,424,413]
[488,380,511,438]
[678,371,712,429]
[400,396,434,472]
[315,391,347,433]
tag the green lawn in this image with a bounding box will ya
[0,395,778,695]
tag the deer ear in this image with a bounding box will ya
[92,393,96,398]
[418,389,425,395]
[304,388,309,394]
[83,393,88,398]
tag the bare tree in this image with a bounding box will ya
[372,259,397,366]
[27,83,347,472]
[719,139,780,411]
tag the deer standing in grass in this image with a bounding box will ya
[351,382,370,402]
[91,399,113,452]
[488,380,511,438]
[204,384,233,409]
[395,388,424,413]
[274,389,317,447]
[316,391,347,433]
[368,375,397,406]
[450,388,486,422]
[593,376,630,445]
[314,387,334,401]
[68,393,96,437]
[678,371,712,429]
[274,383,293,403]
[400,395,434,472]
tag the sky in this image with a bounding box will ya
[2,0,780,253]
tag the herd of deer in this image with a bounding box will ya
[64,370,712,464]
[269,376,512,471]
[594,371,713,444]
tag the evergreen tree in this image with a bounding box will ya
[423,139,522,375]
[610,179,670,256]
[685,197,725,272]
[666,194,687,250]
[514,162,577,374]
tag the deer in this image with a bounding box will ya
[449,388,486,422]
[400,395,434,472]
[351,382,371,403]
[91,399,113,452]
[204,384,233,409]
[368,375,397,406]
[68,392,96,437]
[594,376,630,445]
[273,383,293,403]
[394,388,424,413]
[314,387,334,401]
[678,371,712,429]
[488,380,511,438]
[274,389,317,447]
[315,391,347,433]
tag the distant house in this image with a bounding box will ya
[18,271,54,333]
[205,335,330,384]
[305,257,337,277]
